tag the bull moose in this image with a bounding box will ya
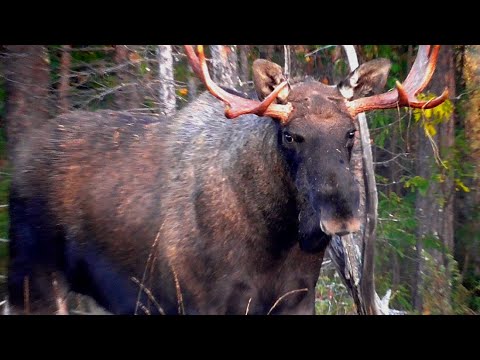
[5,45,447,315]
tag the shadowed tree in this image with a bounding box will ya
[413,45,456,314]
[58,45,72,114]
[3,45,51,159]
[114,45,143,110]
[210,45,240,89]
[239,45,250,92]
[459,45,480,290]
[157,45,176,118]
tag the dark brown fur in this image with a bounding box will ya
[7,58,392,314]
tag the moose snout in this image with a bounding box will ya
[320,217,361,236]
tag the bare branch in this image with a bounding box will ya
[130,277,166,315]
[304,45,336,57]
[170,262,185,315]
[135,226,163,315]
[68,46,116,52]
[245,298,252,315]
[373,153,408,166]
[284,45,291,79]
[267,288,308,315]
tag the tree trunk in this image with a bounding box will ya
[464,46,480,203]
[414,45,456,314]
[114,45,142,110]
[265,45,275,60]
[157,45,176,118]
[210,45,240,89]
[327,46,405,315]
[3,45,51,159]
[463,45,480,278]
[239,45,250,91]
[58,45,72,114]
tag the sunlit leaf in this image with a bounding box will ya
[424,122,437,137]
[455,178,471,192]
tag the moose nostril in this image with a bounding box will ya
[335,230,350,237]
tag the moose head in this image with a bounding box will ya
[185,45,448,250]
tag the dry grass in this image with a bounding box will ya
[134,227,162,315]
[267,288,308,315]
[130,276,165,315]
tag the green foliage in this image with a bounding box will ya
[368,111,393,148]
[404,98,471,195]
[377,192,417,258]
[456,206,480,313]
[315,271,356,315]
[404,175,430,196]
[362,45,409,89]
[333,58,348,78]
[418,251,476,314]
[449,254,478,314]
[375,188,473,313]
[375,191,417,311]
[451,130,475,192]
[175,57,190,84]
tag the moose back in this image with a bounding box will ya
[6,45,447,315]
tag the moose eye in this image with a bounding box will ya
[284,133,294,143]
[347,130,356,139]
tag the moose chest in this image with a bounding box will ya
[163,227,324,315]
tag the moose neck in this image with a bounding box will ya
[226,118,300,255]
[166,93,304,257]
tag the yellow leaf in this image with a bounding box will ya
[178,88,188,96]
[455,179,470,193]
[424,108,433,120]
[424,123,437,137]
[413,110,421,122]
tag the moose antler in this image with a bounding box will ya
[346,45,449,117]
[184,45,293,124]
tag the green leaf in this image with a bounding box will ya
[424,236,443,251]
[404,176,430,195]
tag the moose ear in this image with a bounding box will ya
[252,59,290,104]
[337,58,391,100]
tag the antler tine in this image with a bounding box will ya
[184,45,204,82]
[184,45,293,123]
[403,45,438,95]
[347,45,449,117]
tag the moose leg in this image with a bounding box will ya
[6,272,69,315]
[7,192,68,315]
